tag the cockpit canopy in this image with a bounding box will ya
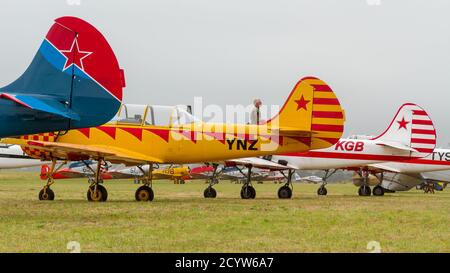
[109,104,199,127]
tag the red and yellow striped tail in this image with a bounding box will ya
[265,76,346,150]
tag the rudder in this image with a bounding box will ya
[0,16,124,136]
[264,77,346,150]
[372,103,436,158]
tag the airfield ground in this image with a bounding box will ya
[0,171,448,253]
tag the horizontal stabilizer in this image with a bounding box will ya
[0,93,80,120]
[375,140,419,153]
[275,128,315,137]
[368,163,402,173]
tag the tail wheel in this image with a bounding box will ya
[135,186,154,202]
[240,186,256,199]
[373,186,385,196]
[87,185,108,202]
[203,187,217,198]
[317,187,328,196]
[278,186,292,199]
[38,188,55,201]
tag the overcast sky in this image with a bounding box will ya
[0,0,449,146]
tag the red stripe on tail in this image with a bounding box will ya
[412,119,433,125]
[411,129,436,135]
[412,110,428,116]
[311,84,333,92]
[313,98,340,105]
[311,124,344,132]
[312,111,344,119]
[411,138,436,144]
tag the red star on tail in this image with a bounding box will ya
[295,95,310,111]
[397,117,409,130]
[61,39,93,71]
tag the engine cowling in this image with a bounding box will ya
[380,173,423,191]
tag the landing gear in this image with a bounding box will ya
[358,185,372,196]
[240,185,256,199]
[278,186,292,199]
[277,169,295,199]
[357,168,372,196]
[135,185,154,201]
[135,164,155,201]
[38,158,64,201]
[39,187,55,201]
[87,184,108,202]
[317,186,328,196]
[204,187,217,198]
[317,169,337,196]
[239,165,256,199]
[203,164,221,199]
[373,185,385,196]
[174,178,185,184]
[87,159,108,202]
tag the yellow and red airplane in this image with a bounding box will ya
[2,77,345,202]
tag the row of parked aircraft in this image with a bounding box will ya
[0,16,448,202]
[37,161,294,184]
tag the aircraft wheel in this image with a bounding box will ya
[358,185,371,197]
[135,186,154,202]
[317,186,328,196]
[240,186,256,199]
[87,185,108,202]
[373,186,385,196]
[277,186,292,199]
[203,187,217,198]
[38,187,55,201]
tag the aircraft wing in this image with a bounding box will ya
[1,138,163,166]
[0,93,81,120]
[368,163,402,173]
[226,157,295,170]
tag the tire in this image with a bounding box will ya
[203,187,217,198]
[373,186,385,196]
[87,184,108,202]
[358,185,371,196]
[135,186,154,202]
[278,186,292,199]
[38,187,55,201]
[241,186,256,199]
[317,187,328,196]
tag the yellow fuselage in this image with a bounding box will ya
[53,122,331,164]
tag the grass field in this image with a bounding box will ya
[0,171,449,253]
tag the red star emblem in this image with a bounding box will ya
[61,39,93,71]
[295,95,310,111]
[397,117,409,130]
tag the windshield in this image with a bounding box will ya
[171,107,201,126]
[110,104,147,125]
[109,104,200,126]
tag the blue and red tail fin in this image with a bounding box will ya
[0,16,124,137]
